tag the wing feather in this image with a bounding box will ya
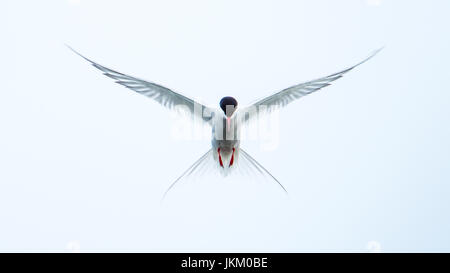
[238,48,382,121]
[68,46,215,122]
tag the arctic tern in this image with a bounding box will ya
[69,46,382,196]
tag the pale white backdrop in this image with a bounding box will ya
[1,0,450,252]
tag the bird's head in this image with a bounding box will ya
[219,96,238,117]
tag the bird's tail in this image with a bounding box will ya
[237,148,288,194]
[161,148,288,201]
[162,149,215,201]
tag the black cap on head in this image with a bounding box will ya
[220,96,238,117]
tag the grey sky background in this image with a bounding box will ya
[1,0,449,252]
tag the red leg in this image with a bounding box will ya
[218,148,224,167]
[229,148,235,166]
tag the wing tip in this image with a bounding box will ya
[65,44,96,64]
[362,46,385,64]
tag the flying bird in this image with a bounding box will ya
[69,46,382,196]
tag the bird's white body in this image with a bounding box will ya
[211,114,241,175]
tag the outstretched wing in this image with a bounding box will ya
[238,48,382,121]
[68,46,216,123]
